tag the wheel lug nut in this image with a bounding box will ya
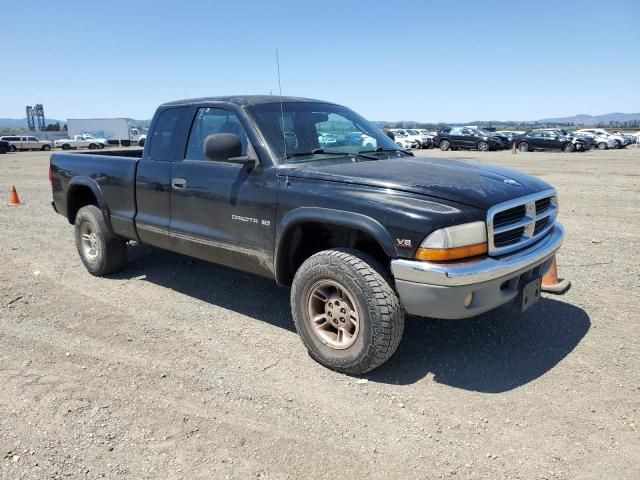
[340,318,345,323]
[340,308,346,313]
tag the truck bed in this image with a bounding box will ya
[50,149,142,240]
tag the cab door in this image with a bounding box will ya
[135,107,190,249]
[168,106,278,277]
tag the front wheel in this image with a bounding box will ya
[88,143,98,150]
[138,138,145,147]
[517,141,529,152]
[439,139,450,151]
[291,249,404,374]
[61,144,71,150]
[597,142,607,150]
[9,145,17,152]
[477,140,489,152]
[74,205,127,276]
[563,143,575,153]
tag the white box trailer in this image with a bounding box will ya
[66,118,145,146]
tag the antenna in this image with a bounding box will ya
[276,49,287,170]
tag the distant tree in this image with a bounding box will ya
[63,124,68,131]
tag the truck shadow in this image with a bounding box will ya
[367,300,590,392]
[113,244,590,393]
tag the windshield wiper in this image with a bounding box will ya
[359,146,413,156]
[285,149,378,160]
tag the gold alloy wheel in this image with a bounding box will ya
[307,280,360,350]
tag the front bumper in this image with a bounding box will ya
[391,223,565,319]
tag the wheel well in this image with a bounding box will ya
[277,222,389,286]
[67,186,98,224]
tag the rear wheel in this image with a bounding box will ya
[98,143,105,149]
[74,205,127,276]
[61,144,71,150]
[88,143,98,150]
[439,139,450,151]
[41,145,51,151]
[477,140,489,152]
[291,249,404,374]
[563,143,575,153]
[517,141,529,152]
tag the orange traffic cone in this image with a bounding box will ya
[541,255,571,294]
[7,185,22,206]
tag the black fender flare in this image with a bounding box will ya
[275,207,397,285]
[66,177,113,232]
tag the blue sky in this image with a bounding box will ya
[2,0,638,122]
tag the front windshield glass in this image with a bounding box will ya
[248,102,401,163]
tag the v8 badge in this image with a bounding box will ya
[396,238,412,248]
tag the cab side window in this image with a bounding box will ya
[149,108,184,161]
[185,107,248,161]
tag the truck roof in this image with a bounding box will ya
[161,95,333,107]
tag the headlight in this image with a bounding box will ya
[415,221,487,261]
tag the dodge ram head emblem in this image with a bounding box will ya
[396,239,412,248]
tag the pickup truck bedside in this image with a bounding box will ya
[390,223,565,319]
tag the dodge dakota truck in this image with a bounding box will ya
[50,96,565,374]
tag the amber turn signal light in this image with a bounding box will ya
[415,242,488,261]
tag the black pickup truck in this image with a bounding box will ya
[50,96,565,374]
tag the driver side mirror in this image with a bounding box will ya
[204,133,256,166]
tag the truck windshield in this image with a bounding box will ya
[247,102,402,164]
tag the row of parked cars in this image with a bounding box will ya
[430,126,637,153]
[0,134,109,154]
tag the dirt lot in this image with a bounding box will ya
[1,146,639,480]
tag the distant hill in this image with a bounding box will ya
[537,112,640,125]
[0,118,65,128]
[0,118,150,129]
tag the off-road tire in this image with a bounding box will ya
[291,248,404,374]
[74,205,127,276]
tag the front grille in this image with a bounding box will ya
[494,226,525,247]
[494,205,526,228]
[535,197,551,214]
[487,190,558,255]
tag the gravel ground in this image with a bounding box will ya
[1,146,639,480]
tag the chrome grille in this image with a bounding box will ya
[487,189,558,256]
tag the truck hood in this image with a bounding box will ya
[283,157,553,211]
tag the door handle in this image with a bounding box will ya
[171,178,187,190]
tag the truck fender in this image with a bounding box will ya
[275,207,397,284]
[66,177,113,233]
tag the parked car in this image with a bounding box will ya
[0,135,53,152]
[577,129,630,149]
[0,139,10,154]
[50,95,565,374]
[390,129,421,148]
[409,129,434,148]
[538,128,595,151]
[434,126,502,151]
[54,134,107,150]
[405,129,433,149]
[514,130,585,152]
[388,130,414,150]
